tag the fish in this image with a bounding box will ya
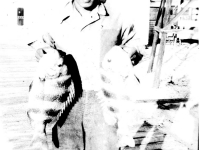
[27,47,82,149]
[99,46,157,149]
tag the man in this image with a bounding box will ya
[30,0,143,149]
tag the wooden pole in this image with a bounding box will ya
[147,0,166,73]
[153,0,172,88]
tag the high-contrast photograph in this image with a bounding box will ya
[0,0,199,150]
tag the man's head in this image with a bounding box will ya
[74,0,98,11]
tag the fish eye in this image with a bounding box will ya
[58,64,62,67]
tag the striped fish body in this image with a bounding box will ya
[99,46,159,148]
[28,73,72,123]
[27,48,76,149]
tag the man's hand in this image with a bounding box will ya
[122,46,143,66]
[35,47,55,62]
[35,48,46,62]
[28,33,57,62]
[42,33,57,49]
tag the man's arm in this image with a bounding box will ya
[119,9,144,66]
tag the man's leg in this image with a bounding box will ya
[83,91,118,150]
[55,95,85,150]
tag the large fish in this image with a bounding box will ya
[99,46,158,149]
[27,47,82,149]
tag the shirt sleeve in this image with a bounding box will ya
[119,2,145,57]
